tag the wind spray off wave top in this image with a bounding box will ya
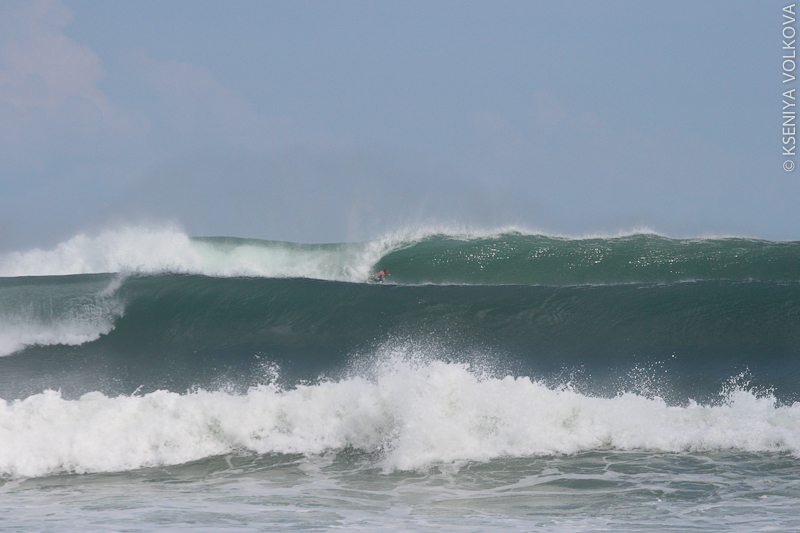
[1,225,800,532]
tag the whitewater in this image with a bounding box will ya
[1,225,799,532]
[0,225,406,280]
[3,358,800,479]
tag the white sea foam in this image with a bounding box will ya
[0,226,392,281]
[0,227,203,278]
[0,276,125,357]
[0,321,114,358]
[0,224,699,281]
[1,356,799,479]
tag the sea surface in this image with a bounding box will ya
[1,226,799,532]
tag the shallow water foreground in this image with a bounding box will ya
[2,450,799,532]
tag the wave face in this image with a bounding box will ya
[1,227,799,479]
[2,226,798,284]
[380,232,800,285]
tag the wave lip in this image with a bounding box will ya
[2,359,799,479]
[0,275,124,357]
[0,227,202,278]
[3,226,798,285]
[0,227,390,282]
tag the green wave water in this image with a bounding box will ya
[373,233,800,285]
[3,227,797,284]
[2,227,800,533]
[1,228,798,401]
[2,273,798,404]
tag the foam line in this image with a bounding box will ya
[1,358,798,479]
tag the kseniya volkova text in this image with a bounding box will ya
[783,4,796,170]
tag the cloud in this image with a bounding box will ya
[0,1,339,250]
[0,0,344,171]
[0,0,99,111]
[0,0,147,172]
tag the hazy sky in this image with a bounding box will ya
[1,0,796,250]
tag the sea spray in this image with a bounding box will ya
[2,357,799,479]
[2,225,799,283]
[0,225,798,481]
[0,227,201,278]
[0,274,125,357]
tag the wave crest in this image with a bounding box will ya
[1,357,798,479]
[2,225,798,284]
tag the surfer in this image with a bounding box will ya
[372,269,390,283]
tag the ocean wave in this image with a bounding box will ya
[0,274,124,357]
[1,270,798,395]
[1,356,798,479]
[1,225,797,284]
